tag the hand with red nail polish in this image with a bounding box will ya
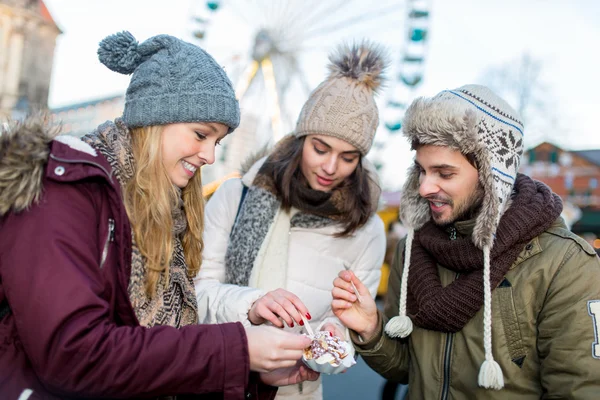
[248,288,311,329]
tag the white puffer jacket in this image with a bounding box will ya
[195,160,385,398]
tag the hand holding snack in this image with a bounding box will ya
[331,270,379,341]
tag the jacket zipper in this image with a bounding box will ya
[441,331,454,400]
[441,222,458,400]
[100,218,115,269]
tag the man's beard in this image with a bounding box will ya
[432,184,485,228]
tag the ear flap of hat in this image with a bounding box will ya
[399,165,429,230]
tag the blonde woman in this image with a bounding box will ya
[0,31,316,399]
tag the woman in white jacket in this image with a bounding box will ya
[195,41,387,400]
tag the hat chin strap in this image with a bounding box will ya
[478,243,504,390]
[384,229,414,338]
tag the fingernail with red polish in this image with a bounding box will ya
[299,319,304,326]
[290,322,294,327]
[329,331,333,336]
[306,313,312,320]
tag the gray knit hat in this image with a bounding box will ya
[98,31,240,132]
[294,41,388,155]
[384,84,524,391]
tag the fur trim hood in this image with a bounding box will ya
[0,117,96,217]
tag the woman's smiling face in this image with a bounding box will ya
[161,122,228,188]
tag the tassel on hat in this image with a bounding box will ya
[385,229,414,338]
[478,244,504,389]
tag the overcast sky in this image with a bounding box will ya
[44,0,600,188]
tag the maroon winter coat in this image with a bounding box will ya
[0,126,277,399]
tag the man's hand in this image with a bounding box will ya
[331,270,379,341]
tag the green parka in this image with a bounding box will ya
[352,217,600,399]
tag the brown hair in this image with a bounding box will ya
[265,136,374,237]
[125,126,203,296]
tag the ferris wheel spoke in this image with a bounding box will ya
[272,0,294,29]
[261,57,283,141]
[235,60,260,100]
[280,0,347,43]
[301,3,404,41]
[257,0,273,26]
[271,0,301,45]
[282,0,332,29]
[285,0,396,41]
[272,56,295,129]
[221,0,253,29]
[290,57,314,97]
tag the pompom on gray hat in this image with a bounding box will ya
[98,31,240,132]
[384,84,524,391]
[294,41,388,155]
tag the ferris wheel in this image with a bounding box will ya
[190,0,431,178]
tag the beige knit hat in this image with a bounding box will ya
[294,41,388,155]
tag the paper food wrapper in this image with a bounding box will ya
[302,332,356,375]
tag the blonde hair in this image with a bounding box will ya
[125,126,204,296]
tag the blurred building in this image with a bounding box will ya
[0,0,61,120]
[50,94,124,137]
[521,142,600,240]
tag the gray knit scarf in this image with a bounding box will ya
[82,119,198,328]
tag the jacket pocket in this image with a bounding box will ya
[497,278,528,367]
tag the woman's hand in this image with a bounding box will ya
[248,288,311,328]
[246,325,312,373]
[260,360,320,387]
[331,270,379,341]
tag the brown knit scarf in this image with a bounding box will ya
[406,174,562,332]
